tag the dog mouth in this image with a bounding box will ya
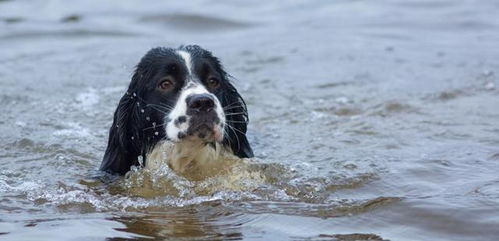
[184,123,222,142]
[174,114,223,143]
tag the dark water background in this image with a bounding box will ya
[1,0,499,240]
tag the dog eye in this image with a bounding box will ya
[158,79,173,90]
[207,77,219,89]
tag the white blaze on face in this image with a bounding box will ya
[177,50,192,75]
[165,50,225,142]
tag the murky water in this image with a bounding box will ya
[1,0,499,240]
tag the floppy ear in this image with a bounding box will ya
[100,73,143,175]
[222,81,254,158]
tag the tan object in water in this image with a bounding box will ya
[146,140,238,181]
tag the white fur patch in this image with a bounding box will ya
[165,82,225,141]
[177,50,192,75]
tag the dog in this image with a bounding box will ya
[100,45,253,176]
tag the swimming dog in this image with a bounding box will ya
[100,45,253,176]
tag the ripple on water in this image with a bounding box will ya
[293,233,387,241]
[140,13,254,31]
[0,30,138,40]
[81,158,384,215]
[1,153,393,218]
[369,100,421,117]
[232,196,400,219]
[0,118,392,220]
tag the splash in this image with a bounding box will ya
[120,157,267,198]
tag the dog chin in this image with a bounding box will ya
[175,124,224,143]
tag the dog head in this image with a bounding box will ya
[100,45,253,175]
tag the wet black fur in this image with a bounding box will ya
[100,45,253,175]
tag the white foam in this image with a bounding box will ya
[53,122,91,137]
[75,88,100,109]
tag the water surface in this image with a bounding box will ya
[1,0,499,240]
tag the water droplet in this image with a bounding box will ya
[137,102,140,106]
[137,155,144,167]
[483,70,494,77]
[146,117,150,121]
[485,81,495,90]
[131,136,134,140]
[335,97,349,104]
[154,131,159,136]
[133,93,137,97]
[141,109,144,113]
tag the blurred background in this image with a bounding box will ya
[1,0,499,240]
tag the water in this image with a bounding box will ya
[1,0,499,240]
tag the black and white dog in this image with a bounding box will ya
[100,45,253,175]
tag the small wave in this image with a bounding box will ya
[74,88,100,110]
[1,138,390,216]
[293,233,387,241]
[140,13,254,31]
[52,122,92,138]
[0,30,138,40]
[368,100,421,117]
[118,158,267,199]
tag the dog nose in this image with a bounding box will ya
[186,94,215,112]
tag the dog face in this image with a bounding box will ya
[100,45,253,175]
[163,50,225,143]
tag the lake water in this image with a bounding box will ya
[1,0,499,240]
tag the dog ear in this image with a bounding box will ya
[221,81,254,158]
[192,46,254,158]
[100,73,143,175]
